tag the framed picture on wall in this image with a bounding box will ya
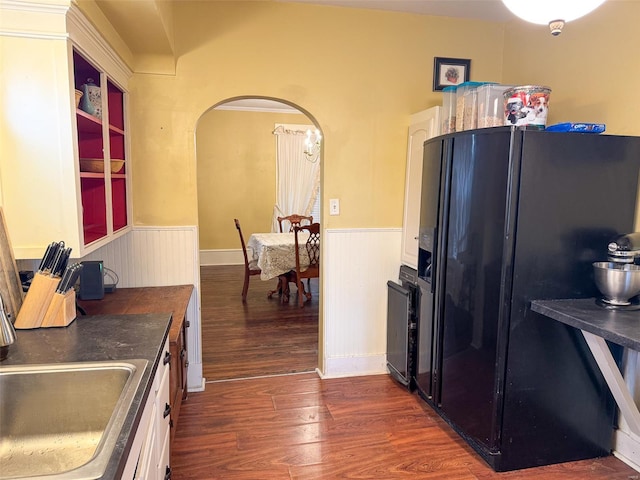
[433,57,471,91]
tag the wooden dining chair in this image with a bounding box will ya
[234,219,261,302]
[292,222,320,307]
[277,214,313,233]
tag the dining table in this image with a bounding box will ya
[247,232,310,279]
[247,232,310,302]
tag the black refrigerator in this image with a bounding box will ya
[415,126,640,471]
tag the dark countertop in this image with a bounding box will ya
[531,298,640,351]
[1,312,172,480]
[77,285,193,343]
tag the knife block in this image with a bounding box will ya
[41,289,76,328]
[14,273,61,329]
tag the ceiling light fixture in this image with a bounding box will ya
[501,0,606,35]
[303,128,322,163]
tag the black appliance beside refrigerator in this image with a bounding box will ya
[415,126,640,471]
[386,265,418,390]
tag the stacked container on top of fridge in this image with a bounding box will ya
[477,84,513,128]
[453,81,495,132]
[441,86,457,134]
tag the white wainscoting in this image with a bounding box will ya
[614,349,640,470]
[82,226,204,391]
[322,228,401,378]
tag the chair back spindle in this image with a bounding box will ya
[292,222,320,307]
[277,214,313,233]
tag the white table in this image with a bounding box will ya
[247,232,310,281]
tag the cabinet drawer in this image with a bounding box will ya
[156,362,171,422]
[155,353,171,462]
[133,403,157,480]
[157,424,171,480]
[156,340,171,395]
[122,375,155,479]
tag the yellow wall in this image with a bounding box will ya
[82,0,640,234]
[127,1,506,230]
[502,1,640,137]
[196,108,308,249]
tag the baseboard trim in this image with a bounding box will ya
[321,354,387,379]
[613,429,640,472]
[187,361,205,392]
[200,249,243,266]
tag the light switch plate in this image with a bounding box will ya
[329,198,340,215]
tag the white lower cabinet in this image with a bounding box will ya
[155,349,172,480]
[134,402,157,480]
[123,339,171,480]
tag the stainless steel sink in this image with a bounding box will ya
[0,359,147,479]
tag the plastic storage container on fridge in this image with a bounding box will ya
[442,86,457,134]
[455,82,491,132]
[477,84,513,128]
[455,82,472,132]
[463,82,496,130]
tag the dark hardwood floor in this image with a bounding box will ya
[200,265,319,382]
[171,265,638,479]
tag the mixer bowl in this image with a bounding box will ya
[593,262,640,305]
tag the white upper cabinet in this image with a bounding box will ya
[0,1,132,259]
[401,107,441,269]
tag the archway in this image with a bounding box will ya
[195,96,323,382]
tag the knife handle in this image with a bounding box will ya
[49,246,65,277]
[38,242,56,272]
[56,267,72,294]
[54,248,72,277]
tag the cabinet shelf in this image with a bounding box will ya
[80,172,105,179]
[76,109,102,134]
[74,48,129,248]
[83,226,108,245]
[76,109,124,136]
[109,124,124,136]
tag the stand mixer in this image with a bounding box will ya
[607,232,640,264]
[593,232,640,308]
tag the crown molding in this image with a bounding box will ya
[0,0,69,39]
[67,3,132,88]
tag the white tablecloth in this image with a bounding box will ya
[247,232,310,280]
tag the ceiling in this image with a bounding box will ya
[92,0,514,59]
[91,0,515,112]
[280,1,513,21]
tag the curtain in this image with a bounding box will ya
[271,125,321,232]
